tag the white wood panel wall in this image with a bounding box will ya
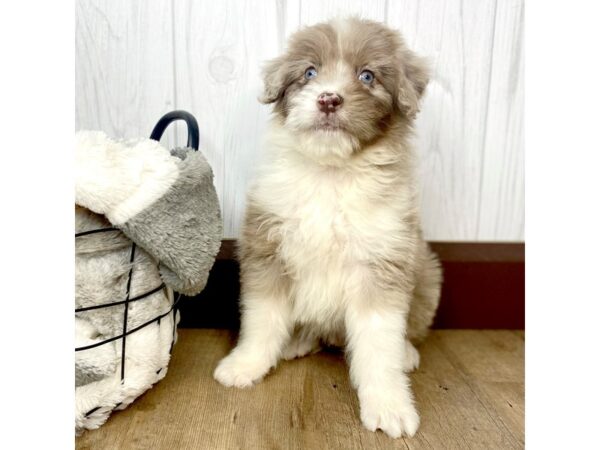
[76,0,524,241]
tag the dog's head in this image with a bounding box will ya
[260,18,428,161]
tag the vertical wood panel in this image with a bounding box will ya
[172,0,282,237]
[75,0,524,241]
[280,0,301,40]
[478,0,524,240]
[387,0,501,240]
[286,0,387,30]
[75,0,177,148]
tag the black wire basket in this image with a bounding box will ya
[75,111,200,433]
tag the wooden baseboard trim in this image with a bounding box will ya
[178,240,524,330]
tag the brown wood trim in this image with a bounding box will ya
[429,241,524,263]
[179,240,524,330]
[217,239,525,262]
[216,238,237,260]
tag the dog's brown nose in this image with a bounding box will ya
[317,92,343,113]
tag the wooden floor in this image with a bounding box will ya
[76,329,524,450]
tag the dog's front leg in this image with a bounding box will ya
[214,258,293,388]
[345,291,420,438]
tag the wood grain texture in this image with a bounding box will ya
[477,0,524,240]
[75,0,177,149]
[286,0,387,29]
[75,0,524,241]
[171,0,281,235]
[431,330,525,447]
[75,329,524,449]
[387,0,514,240]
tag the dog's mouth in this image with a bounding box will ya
[313,112,344,132]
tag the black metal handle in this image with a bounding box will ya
[150,110,199,150]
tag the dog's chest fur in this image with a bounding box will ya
[251,146,414,328]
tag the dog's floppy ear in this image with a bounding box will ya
[259,56,288,104]
[396,49,429,119]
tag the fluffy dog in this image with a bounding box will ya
[214,17,442,439]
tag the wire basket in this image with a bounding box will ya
[75,111,200,433]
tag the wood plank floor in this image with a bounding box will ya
[76,329,524,450]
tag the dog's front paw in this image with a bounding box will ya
[358,385,420,438]
[213,352,271,388]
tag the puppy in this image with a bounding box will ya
[214,18,442,439]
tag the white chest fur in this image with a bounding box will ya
[251,144,414,327]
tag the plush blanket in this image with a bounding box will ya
[75,131,222,433]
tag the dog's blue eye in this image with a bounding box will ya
[305,67,318,80]
[358,70,374,84]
